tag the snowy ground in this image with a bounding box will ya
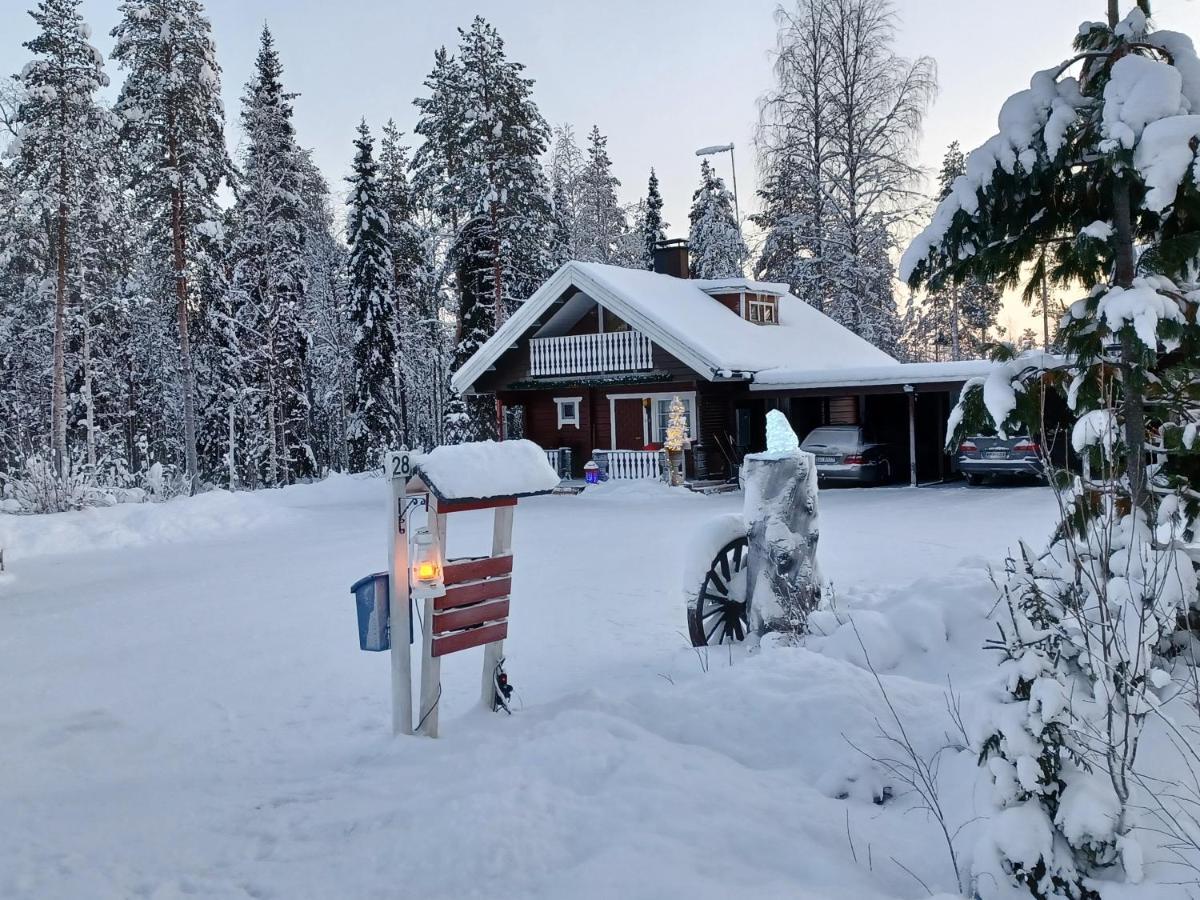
[0,477,1190,899]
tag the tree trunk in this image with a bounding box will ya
[950,281,961,360]
[1041,253,1051,352]
[167,105,200,494]
[51,198,69,477]
[83,316,96,469]
[1112,175,1150,514]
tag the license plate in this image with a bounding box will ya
[984,449,1008,459]
[817,456,838,465]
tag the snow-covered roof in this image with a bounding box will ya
[693,277,791,296]
[451,262,896,393]
[749,359,997,391]
[413,440,560,501]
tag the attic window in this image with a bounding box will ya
[747,295,778,325]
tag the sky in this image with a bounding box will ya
[3,0,1200,335]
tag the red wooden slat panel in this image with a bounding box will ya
[434,576,511,611]
[444,554,513,586]
[435,497,518,514]
[432,598,509,635]
[432,621,508,658]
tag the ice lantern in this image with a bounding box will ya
[411,527,446,600]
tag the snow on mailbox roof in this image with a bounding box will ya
[413,440,561,501]
[451,261,895,394]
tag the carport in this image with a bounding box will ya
[750,360,995,487]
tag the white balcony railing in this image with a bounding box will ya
[530,330,653,377]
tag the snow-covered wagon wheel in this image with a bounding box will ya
[687,534,751,646]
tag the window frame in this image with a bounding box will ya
[747,294,779,325]
[554,396,583,430]
[652,396,695,444]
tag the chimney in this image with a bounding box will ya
[653,239,690,279]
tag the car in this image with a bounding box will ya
[956,435,1045,485]
[800,425,893,485]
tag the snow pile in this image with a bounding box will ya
[415,439,560,500]
[1092,277,1187,350]
[1101,54,1186,151]
[1071,408,1119,456]
[1134,114,1200,212]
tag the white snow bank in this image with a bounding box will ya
[415,439,560,500]
[0,486,295,560]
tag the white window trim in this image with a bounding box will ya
[554,396,583,430]
[606,391,697,448]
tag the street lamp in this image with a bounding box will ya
[695,142,740,229]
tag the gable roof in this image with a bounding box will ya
[451,261,897,394]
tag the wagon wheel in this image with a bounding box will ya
[688,535,751,646]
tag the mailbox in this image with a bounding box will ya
[350,572,411,651]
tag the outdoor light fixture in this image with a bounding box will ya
[411,527,446,600]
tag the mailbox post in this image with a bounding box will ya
[385,448,414,736]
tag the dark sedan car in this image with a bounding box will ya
[957,435,1046,485]
[800,425,893,485]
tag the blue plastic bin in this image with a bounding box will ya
[350,572,390,651]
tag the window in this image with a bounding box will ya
[654,397,694,443]
[554,396,582,429]
[747,295,778,325]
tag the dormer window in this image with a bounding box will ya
[747,294,778,325]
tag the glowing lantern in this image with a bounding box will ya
[411,527,446,600]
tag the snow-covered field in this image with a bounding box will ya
[1,477,1181,899]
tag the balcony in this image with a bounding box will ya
[529,330,653,377]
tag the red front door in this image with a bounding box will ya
[613,398,646,449]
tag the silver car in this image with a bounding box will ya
[800,425,893,485]
[956,435,1045,485]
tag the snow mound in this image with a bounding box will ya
[415,439,560,500]
[0,487,295,560]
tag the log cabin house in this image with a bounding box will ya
[451,241,995,485]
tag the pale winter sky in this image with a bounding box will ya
[2,0,1199,333]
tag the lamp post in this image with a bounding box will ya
[695,143,740,228]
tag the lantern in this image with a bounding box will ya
[584,460,601,484]
[411,526,446,600]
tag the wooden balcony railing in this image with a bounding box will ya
[529,331,653,377]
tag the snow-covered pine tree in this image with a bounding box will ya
[905,3,1200,891]
[575,125,627,264]
[345,121,396,472]
[379,121,414,444]
[641,167,667,269]
[442,389,471,446]
[111,0,234,493]
[221,26,313,488]
[413,18,554,441]
[548,123,584,260]
[14,0,110,479]
[298,151,353,474]
[688,159,748,279]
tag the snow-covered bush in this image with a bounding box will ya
[0,455,109,514]
[904,4,1200,893]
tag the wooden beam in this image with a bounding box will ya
[435,576,511,611]
[433,621,508,658]
[436,496,518,515]
[444,554,513,586]
[432,598,509,635]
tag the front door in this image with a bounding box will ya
[613,398,646,449]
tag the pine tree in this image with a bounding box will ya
[688,159,747,278]
[345,121,396,472]
[15,0,110,477]
[221,26,313,488]
[907,5,1200,892]
[413,18,554,441]
[548,123,584,260]
[112,0,234,492]
[575,125,627,263]
[641,168,667,269]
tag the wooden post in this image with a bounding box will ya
[389,476,413,736]
[417,507,448,738]
[481,505,515,708]
[906,388,918,489]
